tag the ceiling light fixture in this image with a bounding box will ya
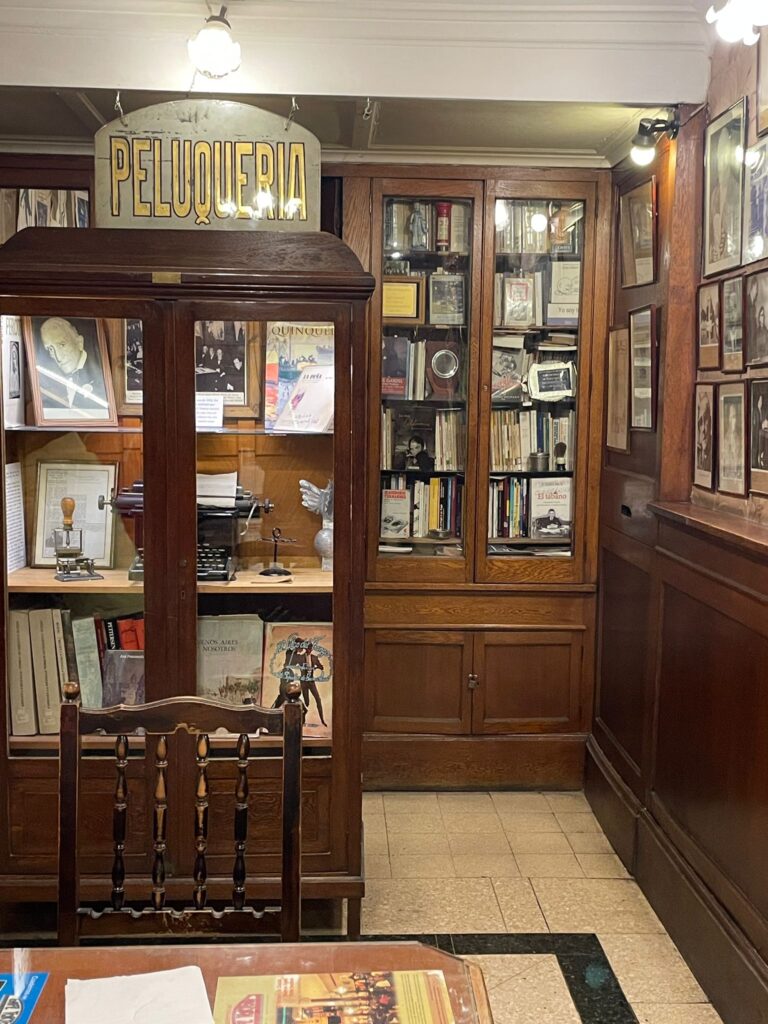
[188,5,242,79]
[705,0,766,45]
[630,113,680,167]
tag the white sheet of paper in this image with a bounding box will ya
[196,393,224,429]
[196,470,237,509]
[4,463,25,573]
[65,966,213,1024]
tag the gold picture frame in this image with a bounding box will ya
[382,276,425,325]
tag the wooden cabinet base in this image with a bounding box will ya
[363,733,585,789]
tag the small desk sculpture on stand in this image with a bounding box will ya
[299,478,333,572]
[54,497,103,582]
[259,527,297,577]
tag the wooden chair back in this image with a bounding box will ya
[57,682,303,944]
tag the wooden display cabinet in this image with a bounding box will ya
[0,227,373,930]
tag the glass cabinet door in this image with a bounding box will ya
[371,182,481,583]
[1,303,155,753]
[479,192,588,581]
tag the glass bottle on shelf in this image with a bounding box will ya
[378,195,473,561]
[487,198,584,560]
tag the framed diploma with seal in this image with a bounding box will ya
[382,276,425,325]
[528,361,577,401]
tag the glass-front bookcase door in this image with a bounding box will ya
[476,183,596,584]
[368,180,482,583]
[0,299,162,754]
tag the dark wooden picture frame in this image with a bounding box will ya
[382,275,426,325]
[745,268,768,366]
[606,325,631,453]
[619,178,657,288]
[704,98,746,278]
[721,275,745,372]
[195,320,262,420]
[742,135,768,264]
[693,382,716,491]
[749,377,768,496]
[697,281,721,370]
[759,32,768,137]
[22,315,117,427]
[629,304,657,431]
[717,380,748,497]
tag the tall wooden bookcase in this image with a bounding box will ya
[330,164,612,788]
[0,227,373,929]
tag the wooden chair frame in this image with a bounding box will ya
[58,684,303,944]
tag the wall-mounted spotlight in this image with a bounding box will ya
[630,113,680,167]
[188,5,241,79]
[706,1,766,45]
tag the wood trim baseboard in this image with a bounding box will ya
[584,737,639,870]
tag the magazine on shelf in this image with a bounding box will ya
[264,321,335,432]
[262,622,333,739]
[491,335,526,401]
[102,650,145,706]
[197,615,264,705]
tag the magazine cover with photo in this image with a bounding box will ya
[261,622,333,739]
[381,333,409,396]
[697,283,720,368]
[389,406,436,474]
[264,321,335,431]
[195,320,247,403]
[102,651,145,707]
[529,477,572,539]
[491,336,525,402]
[197,615,264,704]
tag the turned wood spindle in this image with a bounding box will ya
[193,733,210,910]
[151,734,168,911]
[232,732,251,910]
[111,734,129,911]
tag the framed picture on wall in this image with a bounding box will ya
[619,179,656,288]
[742,136,768,264]
[195,320,262,419]
[693,383,716,491]
[717,381,748,497]
[697,281,721,369]
[606,326,630,452]
[629,305,656,431]
[745,269,768,366]
[759,32,768,137]
[109,318,143,415]
[750,378,768,495]
[704,99,746,277]
[722,276,745,372]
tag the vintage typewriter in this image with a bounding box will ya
[100,480,273,582]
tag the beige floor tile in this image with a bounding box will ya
[577,853,630,878]
[385,812,445,834]
[361,878,505,933]
[391,832,451,856]
[555,811,603,834]
[600,934,708,1004]
[443,812,504,834]
[516,853,585,878]
[532,879,664,934]
[491,792,551,813]
[437,792,495,811]
[544,792,591,813]
[491,879,550,932]
[452,853,520,878]
[464,954,580,1024]
[567,832,615,854]
[363,792,384,812]
[508,832,573,855]
[390,854,456,879]
[448,832,511,856]
[363,813,387,835]
[364,831,389,857]
[633,1006,723,1024]
[498,811,562,833]
[365,855,391,879]
[382,792,439,812]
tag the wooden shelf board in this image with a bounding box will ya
[7,567,333,595]
[488,536,572,546]
[650,501,768,560]
[380,536,461,546]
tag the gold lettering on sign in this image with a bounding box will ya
[131,138,152,217]
[287,143,307,220]
[234,141,254,219]
[152,139,171,218]
[256,143,275,221]
[213,140,234,218]
[172,139,192,218]
[110,136,131,217]
[193,141,213,225]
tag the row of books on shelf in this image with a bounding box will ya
[490,407,575,473]
[7,611,333,739]
[381,476,463,539]
[381,334,465,401]
[494,264,580,328]
[488,476,573,541]
[381,407,465,473]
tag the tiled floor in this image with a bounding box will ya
[362,791,724,1024]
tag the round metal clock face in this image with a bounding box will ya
[431,348,460,379]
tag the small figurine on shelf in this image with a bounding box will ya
[409,202,430,251]
[258,527,295,577]
[54,497,103,582]
[298,478,333,572]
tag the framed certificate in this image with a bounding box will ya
[527,361,577,401]
[33,460,118,568]
[382,276,425,325]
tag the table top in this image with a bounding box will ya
[0,941,493,1023]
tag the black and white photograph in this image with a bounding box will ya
[8,339,20,400]
[722,276,744,372]
[428,273,465,326]
[717,381,747,497]
[742,137,768,264]
[195,320,247,405]
[620,179,656,287]
[629,305,657,429]
[745,270,768,366]
[697,282,721,369]
[750,378,768,496]
[124,318,143,405]
[694,383,715,490]
[704,99,746,277]
[23,315,117,426]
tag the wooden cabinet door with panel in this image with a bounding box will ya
[364,629,473,735]
[471,630,582,734]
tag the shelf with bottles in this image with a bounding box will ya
[384,197,472,261]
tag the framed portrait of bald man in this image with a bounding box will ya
[22,316,117,426]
